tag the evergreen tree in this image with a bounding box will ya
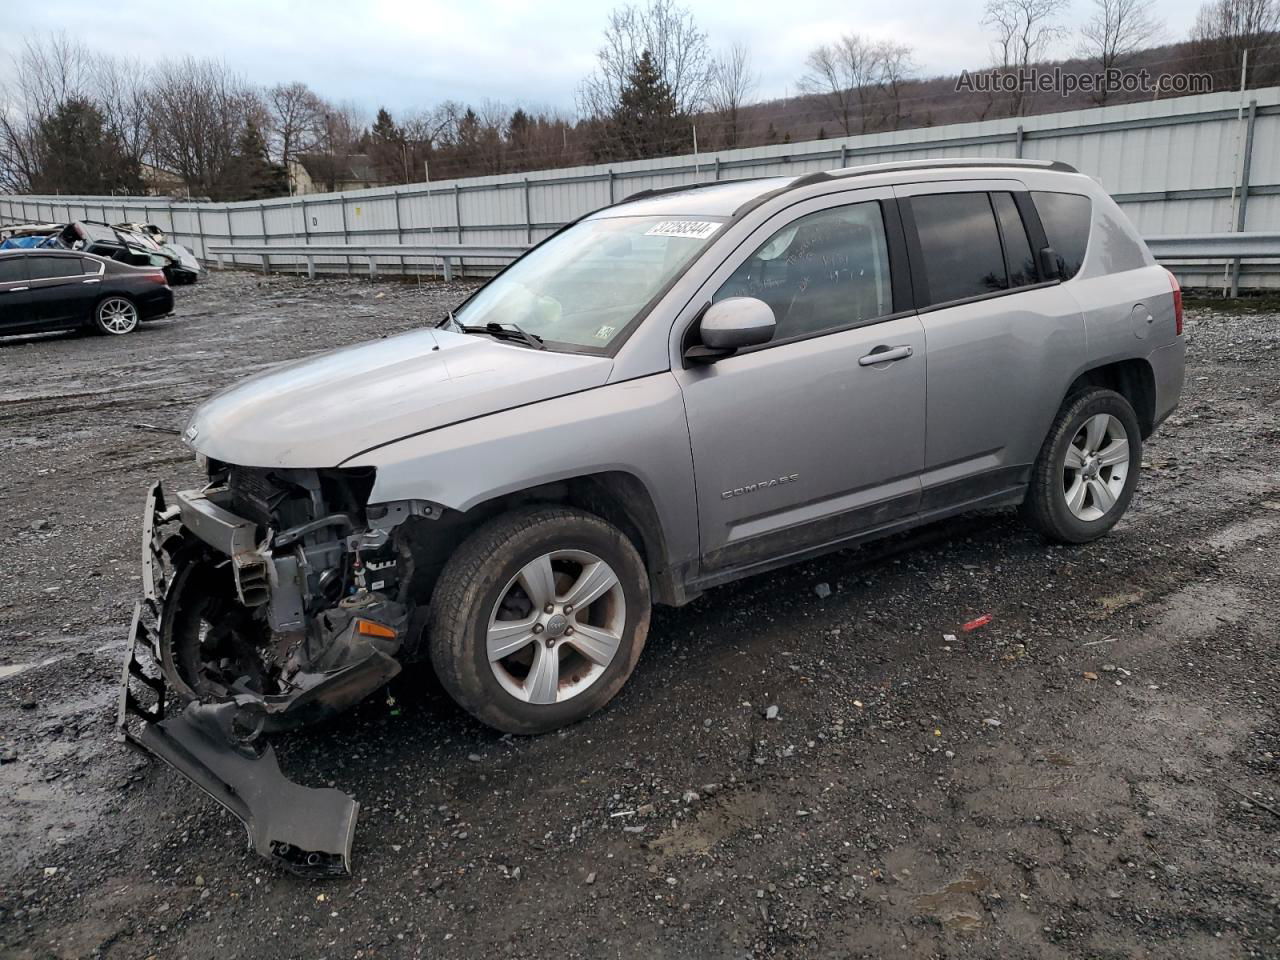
[33,98,141,195]
[603,50,689,161]
[225,120,286,200]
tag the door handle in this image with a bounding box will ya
[3,286,30,293]
[859,344,913,366]
[82,278,101,284]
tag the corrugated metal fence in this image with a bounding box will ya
[3,87,1279,288]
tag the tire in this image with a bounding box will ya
[427,505,651,735]
[1021,387,1142,544]
[93,296,139,335]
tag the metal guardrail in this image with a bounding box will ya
[209,233,1280,284]
[1143,232,1280,260]
[205,242,530,281]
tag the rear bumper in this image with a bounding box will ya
[138,287,174,321]
[1148,338,1186,430]
[117,481,361,877]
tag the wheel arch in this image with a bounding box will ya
[1062,357,1157,438]
[399,469,685,610]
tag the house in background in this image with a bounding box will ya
[140,162,188,197]
[288,154,383,195]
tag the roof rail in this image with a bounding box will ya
[730,156,1078,217]
[622,178,766,204]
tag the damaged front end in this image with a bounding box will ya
[119,465,435,877]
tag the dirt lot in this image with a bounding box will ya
[1,271,1277,959]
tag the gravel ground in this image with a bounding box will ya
[0,271,1277,959]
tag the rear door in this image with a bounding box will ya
[895,180,1087,509]
[0,255,35,331]
[27,254,95,327]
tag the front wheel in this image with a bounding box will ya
[93,296,139,335]
[1021,387,1142,543]
[427,506,651,735]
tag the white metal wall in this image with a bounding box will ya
[3,87,1278,288]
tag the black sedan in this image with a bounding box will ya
[0,249,174,337]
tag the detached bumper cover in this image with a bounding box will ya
[117,481,360,877]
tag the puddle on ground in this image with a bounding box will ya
[0,657,62,680]
[914,869,990,934]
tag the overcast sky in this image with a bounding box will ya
[1,0,1207,119]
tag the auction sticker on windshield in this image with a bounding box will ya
[645,220,719,240]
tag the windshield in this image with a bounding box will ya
[453,215,722,350]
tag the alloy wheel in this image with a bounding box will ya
[98,298,138,334]
[486,550,626,704]
[1062,413,1130,522]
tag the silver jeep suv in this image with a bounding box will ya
[123,158,1183,871]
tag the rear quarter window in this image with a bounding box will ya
[1033,191,1091,279]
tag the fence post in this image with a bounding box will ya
[339,197,350,275]
[840,143,848,168]
[1230,99,1258,298]
[1015,124,1024,159]
[713,157,721,181]
[195,205,205,264]
[226,208,234,268]
[442,255,454,282]
[301,197,310,279]
[306,254,316,280]
[393,190,404,275]
[453,184,463,276]
[258,203,270,274]
[523,178,532,244]
[608,170,615,204]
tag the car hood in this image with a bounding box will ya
[185,328,614,468]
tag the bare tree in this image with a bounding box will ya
[983,0,1070,115]
[1076,0,1164,103]
[798,34,914,135]
[578,0,711,118]
[92,55,152,171]
[877,42,917,129]
[147,58,261,199]
[706,42,757,147]
[1191,0,1280,86]
[266,81,325,175]
[0,34,95,192]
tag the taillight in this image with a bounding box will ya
[1167,270,1183,336]
[147,272,167,285]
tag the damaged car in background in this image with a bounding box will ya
[2,220,201,284]
[119,158,1184,876]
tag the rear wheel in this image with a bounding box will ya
[427,506,650,735]
[93,296,138,335]
[1021,387,1142,543]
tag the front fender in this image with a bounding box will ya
[342,373,699,575]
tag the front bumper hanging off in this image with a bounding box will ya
[117,482,360,878]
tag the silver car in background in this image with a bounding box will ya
[121,157,1184,872]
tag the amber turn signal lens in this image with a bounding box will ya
[355,619,397,639]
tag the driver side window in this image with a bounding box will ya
[713,200,892,341]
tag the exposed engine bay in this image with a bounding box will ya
[119,463,439,876]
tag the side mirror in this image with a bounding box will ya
[685,297,776,363]
[1038,246,1061,281]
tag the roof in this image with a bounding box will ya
[294,153,381,184]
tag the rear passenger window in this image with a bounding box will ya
[714,200,893,340]
[0,258,25,283]
[991,192,1037,287]
[1032,191,1091,279]
[911,192,1007,305]
[81,258,100,274]
[28,256,81,280]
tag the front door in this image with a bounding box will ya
[0,255,35,332]
[673,188,926,576]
